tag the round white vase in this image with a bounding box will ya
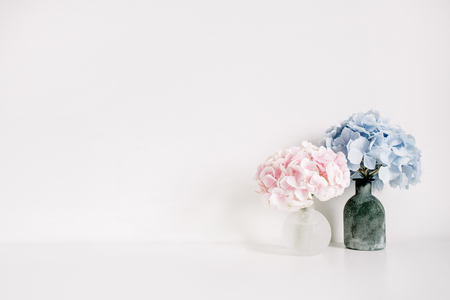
[282,203,331,256]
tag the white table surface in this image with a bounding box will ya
[1,241,448,300]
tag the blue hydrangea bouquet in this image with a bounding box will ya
[319,110,422,250]
[319,110,422,191]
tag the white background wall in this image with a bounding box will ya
[0,0,448,244]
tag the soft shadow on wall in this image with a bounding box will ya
[172,163,357,245]
[171,165,286,244]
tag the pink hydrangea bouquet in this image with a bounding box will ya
[255,141,351,211]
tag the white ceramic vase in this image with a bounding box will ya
[282,203,331,256]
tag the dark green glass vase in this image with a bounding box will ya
[344,179,386,251]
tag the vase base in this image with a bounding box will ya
[345,246,385,251]
[344,240,385,251]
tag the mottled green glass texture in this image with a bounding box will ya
[344,179,386,251]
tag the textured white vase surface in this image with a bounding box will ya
[282,204,331,256]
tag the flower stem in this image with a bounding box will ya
[358,166,380,179]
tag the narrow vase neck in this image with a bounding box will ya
[354,179,373,195]
[301,203,315,212]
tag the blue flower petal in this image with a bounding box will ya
[363,154,376,169]
[379,166,390,184]
[348,148,364,165]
